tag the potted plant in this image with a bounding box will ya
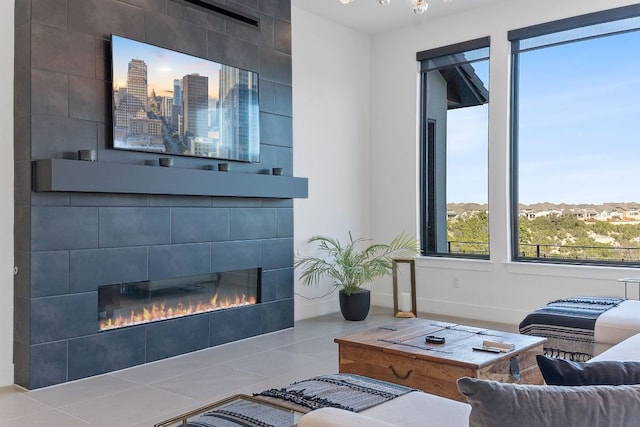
[295,232,418,321]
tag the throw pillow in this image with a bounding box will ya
[536,355,640,386]
[457,377,640,427]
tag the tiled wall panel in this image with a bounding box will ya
[98,207,171,247]
[31,251,70,297]
[148,243,211,280]
[68,326,147,381]
[15,0,294,389]
[171,208,230,243]
[29,341,67,389]
[69,247,149,292]
[30,293,97,344]
[210,304,263,346]
[146,314,211,362]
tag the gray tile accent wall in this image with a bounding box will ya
[261,267,294,302]
[148,243,211,279]
[210,304,263,346]
[15,0,295,389]
[67,326,147,381]
[31,251,70,297]
[211,240,262,272]
[230,208,278,239]
[29,341,68,389]
[31,206,99,251]
[69,247,149,293]
[146,314,211,362]
[98,207,171,247]
[31,114,98,160]
[30,293,98,344]
[171,208,230,243]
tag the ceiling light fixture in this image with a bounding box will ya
[412,0,428,15]
[339,0,436,15]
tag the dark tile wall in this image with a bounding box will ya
[14,0,294,389]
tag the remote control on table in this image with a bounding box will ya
[472,346,501,353]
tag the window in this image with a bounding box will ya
[418,38,490,258]
[510,5,640,265]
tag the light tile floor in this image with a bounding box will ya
[0,307,516,426]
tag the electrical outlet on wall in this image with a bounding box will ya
[452,278,460,288]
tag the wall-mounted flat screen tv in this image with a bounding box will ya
[111,34,260,162]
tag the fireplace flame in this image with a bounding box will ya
[99,293,256,331]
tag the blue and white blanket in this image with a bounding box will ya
[184,374,414,427]
[519,296,624,361]
[256,373,415,412]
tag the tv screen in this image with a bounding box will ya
[111,35,260,162]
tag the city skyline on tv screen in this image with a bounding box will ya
[111,35,260,162]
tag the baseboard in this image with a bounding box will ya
[295,296,339,320]
[0,361,13,387]
[421,299,528,326]
[371,292,529,326]
[298,292,530,325]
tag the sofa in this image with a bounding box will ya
[297,332,640,427]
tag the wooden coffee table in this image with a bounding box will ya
[335,318,546,402]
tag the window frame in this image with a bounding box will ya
[417,37,491,259]
[509,4,640,266]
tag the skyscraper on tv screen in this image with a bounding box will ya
[219,65,259,161]
[126,59,148,130]
[182,73,209,139]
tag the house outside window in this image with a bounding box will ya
[510,5,640,266]
[418,38,490,258]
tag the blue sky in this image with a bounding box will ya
[446,61,489,204]
[111,35,221,99]
[446,104,488,204]
[518,30,640,205]
[446,29,640,205]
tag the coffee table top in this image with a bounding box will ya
[334,318,546,369]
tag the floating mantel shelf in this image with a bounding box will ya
[34,159,308,199]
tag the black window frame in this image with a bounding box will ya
[509,4,640,266]
[418,37,491,259]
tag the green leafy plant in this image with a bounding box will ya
[295,232,418,296]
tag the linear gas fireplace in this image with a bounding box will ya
[98,269,261,331]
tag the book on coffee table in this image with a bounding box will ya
[482,339,515,352]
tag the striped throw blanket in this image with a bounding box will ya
[519,296,624,361]
[184,374,414,427]
[256,373,415,412]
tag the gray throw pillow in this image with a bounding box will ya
[536,355,640,386]
[457,377,640,427]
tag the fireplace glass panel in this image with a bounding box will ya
[98,269,260,331]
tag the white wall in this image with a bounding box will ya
[0,0,14,387]
[291,0,640,325]
[368,0,640,325]
[291,7,371,319]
